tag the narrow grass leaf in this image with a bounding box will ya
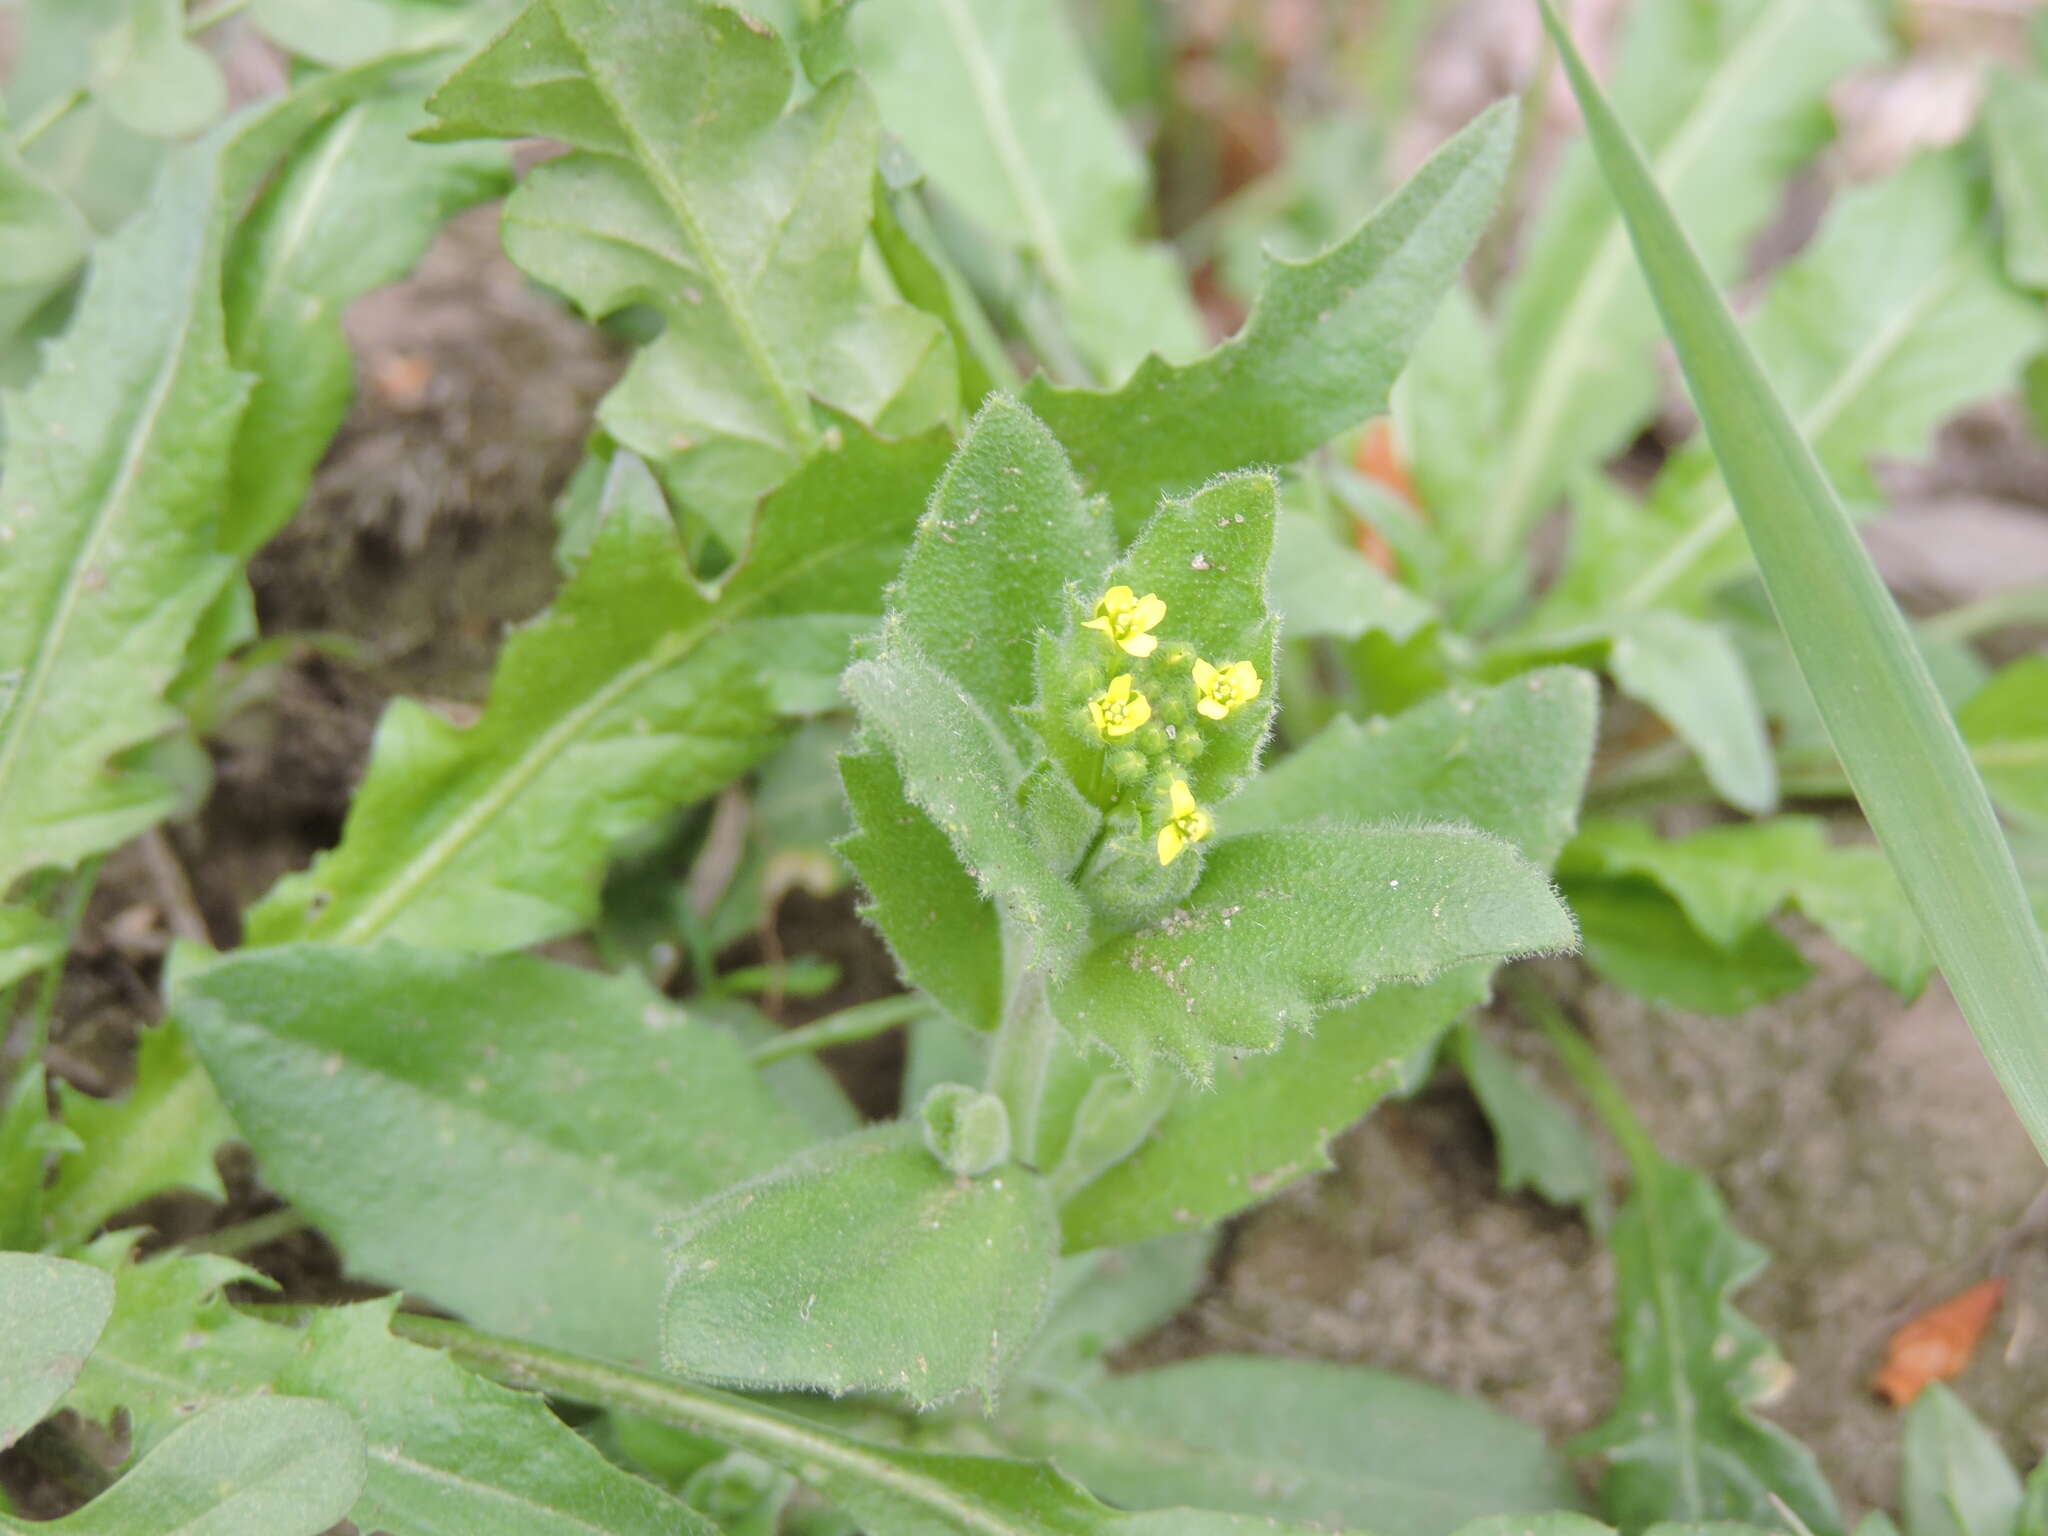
[1537,0,2048,1163]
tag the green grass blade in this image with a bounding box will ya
[1534,0,2048,1163]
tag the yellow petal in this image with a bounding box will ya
[1106,673,1133,702]
[1196,697,1228,721]
[1081,614,1113,635]
[1099,585,1136,613]
[1169,778,1197,818]
[1186,807,1214,844]
[1121,632,1158,658]
[1131,593,1167,631]
[1192,658,1218,692]
[1125,691,1151,729]
[1157,824,1185,866]
[1228,661,1262,700]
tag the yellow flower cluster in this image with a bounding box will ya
[1079,585,1262,865]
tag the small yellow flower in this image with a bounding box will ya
[1192,658,1262,721]
[1156,778,1213,866]
[1087,674,1152,739]
[1082,585,1166,658]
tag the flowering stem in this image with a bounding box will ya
[985,965,1053,1164]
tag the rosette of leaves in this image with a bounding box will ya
[841,395,1578,1080]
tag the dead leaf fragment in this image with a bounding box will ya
[1874,1277,2005,1406]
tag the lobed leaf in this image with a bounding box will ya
[662,1126,1058,1407]
[177,943,814,1367]
[0,1396,365,1536]
[1564,881,1813,1016]
[425,0,951,542]
[843,0,1204,383]
[1452,1023,1607,1225]
[1025,101,1516,537]
[0,146,244,892]
[250,429,948,952]
[1576,1152,1840,1535]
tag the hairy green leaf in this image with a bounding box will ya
[844,0,1203,383]
[845,639,1090,974]
[662,1126,1057,1407]
[1539,0,2048,1162]
[1025,101,1515,536]
[178,943,813,1367]
[1270,510,1436,644]
[1063,669,1597,1246]
[1901,1386,2023,1536]
[838,748,1005,1031]
[250,430,948,952]
[1485,0,1885,564]
[425,0,951,541]
[0,1396,364,1536]
[0,1253,111,1451]
[1011,1232,1211,1389]
[892,396,1111,750]
[44,1019,238,1245]
[1001,1355,1581,1536]
[1051,823,1575,1078]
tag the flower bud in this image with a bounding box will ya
[918,1083,1010,1177]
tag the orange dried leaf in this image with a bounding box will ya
[1874,1277,2005,1406]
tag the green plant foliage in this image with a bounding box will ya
[0,1066,77,1251]
[220,93,508,562]
[85,0,227,141]
[1546,150,2048,619]
[1451,1023,1607,1226]
[662,1125,1057,1406]
[1987,71,2048,290]
[1269,510,1437,645]
[0,904,63,992]
[424,0,953,543]
[0,1395,366,1536]
[1900,1387,2024,1536]
[1025,101,1515,535]
[841,0,1204,383]
[1009,1231,1211,1389]
[1565,881,1813,1017]
[999,1355,1582,1536]
[1538,0,2048,1163]
[1484,0,1886,565]
[1053,823,1574,1077]
[42,1020,238,1246]
[249,432,949,952]
[177,943,814,1367]
[1061,669,1597,1247]
[1959,657,2048,830]
[401,1312,1376,1536]
[1563,816,1931,999]
[0,146,244,893]
[251,0,515,66]
[0,1253,112,1450]
[1575,1151,1839,1535]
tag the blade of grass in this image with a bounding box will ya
[1532,0,2048,1163]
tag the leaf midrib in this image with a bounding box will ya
[323,516,887,944]
[1487,0,1805,560]
[0,208,213,869]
